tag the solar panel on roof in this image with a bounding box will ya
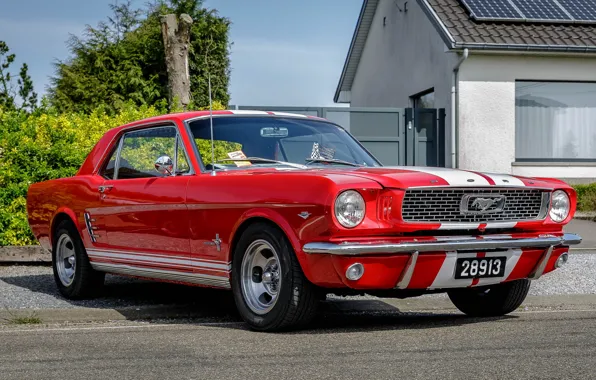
[460,0,596,23]
[510,0,572,21]
[557,0,596,21]
[460,0,522,20]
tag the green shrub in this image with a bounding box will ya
[0,101,225,246]
[573,183,596,213]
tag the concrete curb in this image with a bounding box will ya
[574,214,596,222]
[1,295,595,326]
[575,210,596,222]
[0,246,50,263]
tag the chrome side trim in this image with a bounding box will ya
[90,262,231,289]
[395,251,418,289]
[528,245,555,280]
[303,233,582,256]
[87,248,231,271]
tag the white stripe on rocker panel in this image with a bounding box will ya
[90,262,230,289]
[87,249,231,270]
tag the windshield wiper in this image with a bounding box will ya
[216,157,308,169]
[304,158,362,167]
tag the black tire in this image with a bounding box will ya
[52,219,105,299]
[231,222,320,331]
[447,279,531,317]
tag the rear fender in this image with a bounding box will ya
[50,207,80,248]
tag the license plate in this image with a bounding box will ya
[454,257,506,279]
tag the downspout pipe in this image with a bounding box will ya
[451,48,468,168]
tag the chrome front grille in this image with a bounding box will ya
[401,188,549,223]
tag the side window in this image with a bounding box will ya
[117,127,177,179]
[100,126,192,179]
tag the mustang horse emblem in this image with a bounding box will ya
[471,197,499,211]
[460,194,506,215]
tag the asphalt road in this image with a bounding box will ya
[0,309,594,380]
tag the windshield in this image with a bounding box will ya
[187,116,382,171]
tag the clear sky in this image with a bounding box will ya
[0,0,362,107]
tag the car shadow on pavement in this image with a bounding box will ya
[1,272,516,333]
[0,272,241,319]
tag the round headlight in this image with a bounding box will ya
[549,190,570,223]
[334,190,366,228]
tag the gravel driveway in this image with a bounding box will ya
[1,252,595,310]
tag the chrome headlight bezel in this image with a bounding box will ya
[549,190,570,223]
[334,190,366,228]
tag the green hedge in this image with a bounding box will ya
[573,183,596,213]
[0,101,225,246]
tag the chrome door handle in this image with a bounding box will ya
[98,185,114,193]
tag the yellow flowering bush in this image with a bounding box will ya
[0,100,226,246]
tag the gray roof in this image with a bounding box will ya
[335,0,596,103]
[426,0,596,52]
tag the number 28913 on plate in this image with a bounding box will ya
[454,257,506,279]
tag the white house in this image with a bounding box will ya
[335,0,596,183]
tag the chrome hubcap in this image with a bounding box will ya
[240,240,282,315]
[56,234,76,287]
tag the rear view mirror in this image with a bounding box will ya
[260,127,289,138]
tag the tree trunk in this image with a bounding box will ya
[161,13,193,110]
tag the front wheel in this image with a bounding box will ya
[447,279,531,317]
[231,223,320,331]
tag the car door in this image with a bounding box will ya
[88,124,194,274]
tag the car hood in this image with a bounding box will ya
[311,166,560,189]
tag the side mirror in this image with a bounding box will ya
[155,155,173,176]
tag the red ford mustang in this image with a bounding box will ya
[27,110,582,331]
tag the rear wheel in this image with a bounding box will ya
[231,223,319,331]
[447,279,530,317]
[52,219,105,299]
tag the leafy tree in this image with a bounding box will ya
[18,64,38,111]
[0,41,16,109]
[0,41,38,112]
[49,0,231,114]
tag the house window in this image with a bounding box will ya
[412,89,435,108]
[516,81,596,161]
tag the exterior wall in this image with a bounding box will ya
[348,0,459,166]
[458,54,596,179]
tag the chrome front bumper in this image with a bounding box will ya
[302,233,582,256]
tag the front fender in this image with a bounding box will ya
[229,207,329,285]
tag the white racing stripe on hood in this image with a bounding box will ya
[384,166,491,186]
[480,172,526,187]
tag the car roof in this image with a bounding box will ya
[112,110,328,134]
